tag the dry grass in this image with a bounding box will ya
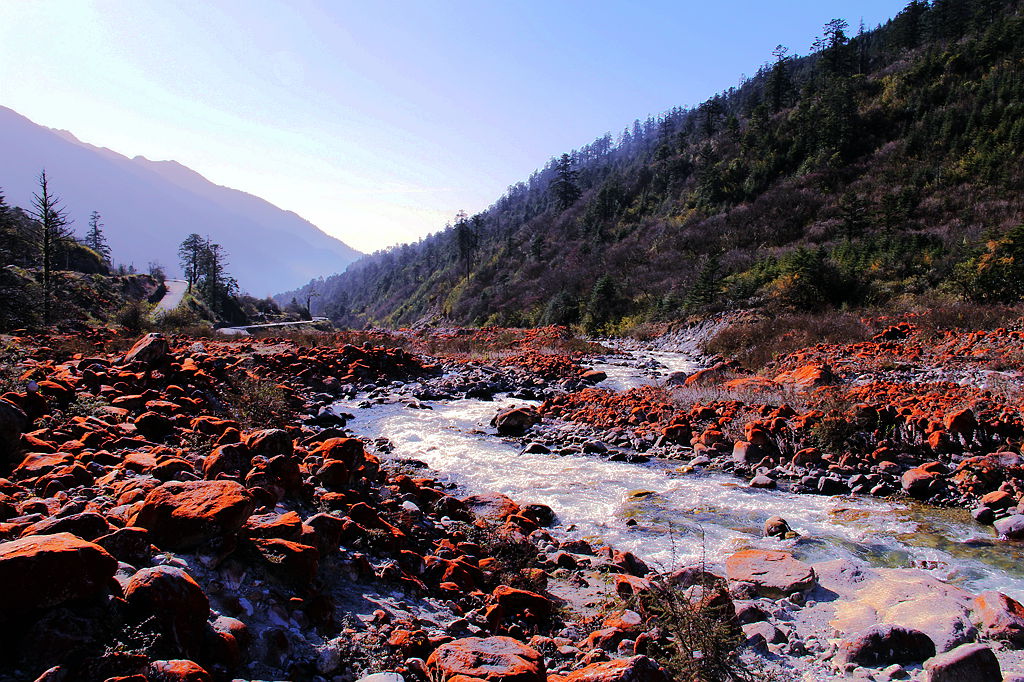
[701,312,871,370]
[909,302,1024,338]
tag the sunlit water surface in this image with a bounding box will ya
[337,349,1024,601]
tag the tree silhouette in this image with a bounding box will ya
[30,171,74,324]
[85,211,111,264]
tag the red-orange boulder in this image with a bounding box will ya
[561,656,670,681]
[132,480,255,549]
[426,636,546,681]
[124,566,210,658]
[0,532,116,611]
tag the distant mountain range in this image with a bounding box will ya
[0,106,360,295]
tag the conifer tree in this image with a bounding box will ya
[551,153,581,210]
[178,233,205,292]
[30,171,74,324]
[85,211,111,264]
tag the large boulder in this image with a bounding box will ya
[132,480,255,549]
[725,549,816,599]
[202,442,252,480]
[836,624,936,667]
[244,429,293,457]
[0,532,117,611]
[923,643,1001,681]
[426,636,546,682]
[492,407,541,436]
[122,332,170,366]
[829,566,976,653]
[124,566,210,658]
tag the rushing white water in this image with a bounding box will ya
[589,349,702,392]
[336,350,1024,601]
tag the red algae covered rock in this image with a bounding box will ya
[121,332,170,367]
[124,566,210,658]
[132,479,255,549]
[725,549,816,599]
[972,591,1024,646]
[426,636,546,681]
[148,659,213,682]
[559,656,670,681]
[0,532,116,611]
[772,364,837,391]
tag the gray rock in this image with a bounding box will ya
[923,642,1000,681]
[994,514,1024,539]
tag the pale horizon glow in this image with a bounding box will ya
[0,1,908,254]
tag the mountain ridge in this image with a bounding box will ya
[0,106,361,296]
[281,0,1024,327]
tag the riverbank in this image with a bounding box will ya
[1,320,1023,680]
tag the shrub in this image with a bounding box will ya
[633,578,761,681]
[113,300,152,333]
[226,374,290,428]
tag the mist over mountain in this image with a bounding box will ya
[0,106,360,295]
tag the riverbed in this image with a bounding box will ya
[336,346,1024,603]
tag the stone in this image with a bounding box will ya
[773,365,836,391]
[492,407,541,436]
[134,411,175,441]
[725,549,816,599]
[122,333,170,366]
[0,532,116,611]
[827,565,976,652]
[923,643,1000,681]
[492,585,552,619]
[763,516,791,538]
[243,511,303,540]
[244,428,293,457]
[148,659,213,682]
[124,566,210,658]
[202,442,252,479]
[94,526,153,566]
[426,636,545,682]
[133,479,255,549]
[994,514,1024,540]
[836,624,936,667]
[21,511,113,540]
[462,492,521,521]
[561,655,670,681]
[249,538,319,584]
[971,591,1024,646]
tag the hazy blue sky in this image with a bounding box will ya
[0,1,909,252]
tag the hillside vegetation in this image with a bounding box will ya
[282,0,1024,331]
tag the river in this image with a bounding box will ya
[335,347,1024,602]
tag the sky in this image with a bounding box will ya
[0,0,910,254]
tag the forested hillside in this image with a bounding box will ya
[282,0,1024,330]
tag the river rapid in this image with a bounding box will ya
[335,347,1024,604]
